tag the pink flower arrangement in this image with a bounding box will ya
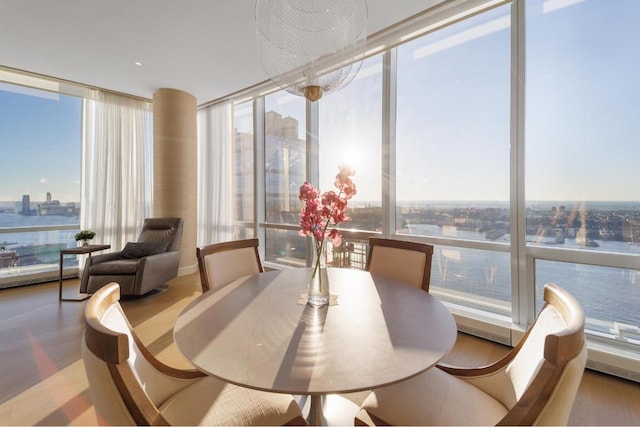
[298,165,357,259]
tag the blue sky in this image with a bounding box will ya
[2,0,640,204]
[0,85,81,203]
[318,0,640,202]
[524,0,640,202]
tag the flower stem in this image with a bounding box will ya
[311,188,346,293]
[312,239,323,277]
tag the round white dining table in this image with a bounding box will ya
[174,267,457,426]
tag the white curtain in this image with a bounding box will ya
[197,100,233,245]
[81,90,153,251]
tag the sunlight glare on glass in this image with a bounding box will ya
[333,146,363,173]
[543,0,586,14]
[413,15,510,60]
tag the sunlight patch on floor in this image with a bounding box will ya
[0,358,94,425]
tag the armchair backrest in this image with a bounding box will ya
[137,217,183,251]
[82,282,198,425]
[197,238,264,293]
[365,237,434,292]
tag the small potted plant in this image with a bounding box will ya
[75,230,96,246]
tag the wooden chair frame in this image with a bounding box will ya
[196,238,264,293]
[356,283,585,426]
[439,283,585,425]
[365,237,434,292]
[84,283,204,426]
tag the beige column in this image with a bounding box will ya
[152,88,197,276]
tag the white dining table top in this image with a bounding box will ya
[173,267,457,395]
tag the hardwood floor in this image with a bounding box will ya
[1,273,638,425]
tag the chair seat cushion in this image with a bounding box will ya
[90,259,139,275]
[356,367,508,426]
[159,376,303,426]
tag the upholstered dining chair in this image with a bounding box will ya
[355,283,587,426]
[365,237,434,292]
[80,217,183,296]
[81,282,306,426]
[197,238,264,293]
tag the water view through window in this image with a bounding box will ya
[2,0,638,356]
[253,0,640,346]
[525,0,640,337]
[395,4,512,314]
[0,83,81,279]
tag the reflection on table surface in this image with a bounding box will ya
[174,267,457,395]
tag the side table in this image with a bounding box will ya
[59,244,111,301]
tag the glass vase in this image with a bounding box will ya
[307,240,329,308]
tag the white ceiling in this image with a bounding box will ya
[0,0,442,105]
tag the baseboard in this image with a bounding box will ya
[0,266,76,289]
[586,341,640,382]
[445,302,512,346]
[178,262,198,276]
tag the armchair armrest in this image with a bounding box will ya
[137,250,179,267]
[134,251,180,295]
[80,251,122,293]
[437,350,515,378]
[87,251,121,265]
[437,363,497,377]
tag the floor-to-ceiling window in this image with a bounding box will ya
[232,100,256,239]
[0,82,81,285]
[263,91,307,266]
[318,54,384,269]
[230,0,640,379]
[525,0,640,344]
[395,4,512,318]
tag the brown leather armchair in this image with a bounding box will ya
[80,218,183,296]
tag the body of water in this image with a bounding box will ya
[403,224,640,336]
[0,212,80,267]
[2,211,638,339]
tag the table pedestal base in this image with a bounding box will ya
[299,394,361,426]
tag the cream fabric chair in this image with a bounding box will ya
[197,238,264,293]
[365,237,434,292]
[81,282,306,426]
[355,283,587,426]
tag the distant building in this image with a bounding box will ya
[38,195,77,216]
[20,193,77,216]
[264,111,305,222]
[21,195,35,216]
[622,219,640,243]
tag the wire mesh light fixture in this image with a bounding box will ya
[255,0,368,102]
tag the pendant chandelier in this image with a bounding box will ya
[255,0,368,102]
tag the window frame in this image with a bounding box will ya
[0,75,83,287]
[226,0,640,381]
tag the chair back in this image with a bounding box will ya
[197,238,264,293]
[137,217,184,251]
[463,283,587,425]
[82,283,195,425]
[365,237,434,292]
